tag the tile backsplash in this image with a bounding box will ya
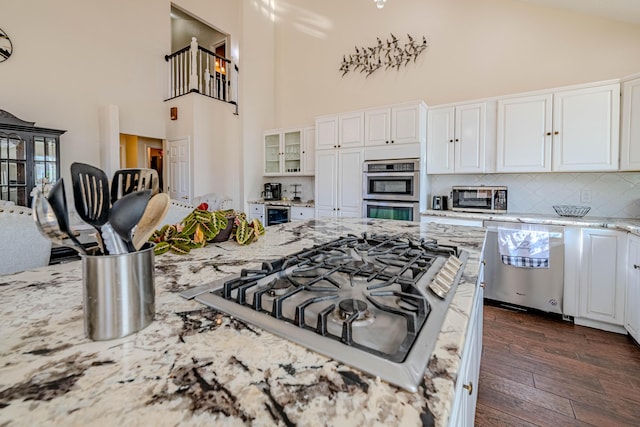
[262,176,315,202]
[427,172,640,218]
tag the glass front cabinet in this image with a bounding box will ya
[0,110,65,208]
[263,128,304,176]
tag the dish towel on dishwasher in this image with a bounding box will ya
[498,228,550,268]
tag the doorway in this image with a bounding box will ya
[147,146,164,192]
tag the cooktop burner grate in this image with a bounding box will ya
[181,233,468,392]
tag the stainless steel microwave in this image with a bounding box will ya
[451,186,507,213]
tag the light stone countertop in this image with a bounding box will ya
[248,199,315,208]
[0,218,485,427]
[421,209,640,236]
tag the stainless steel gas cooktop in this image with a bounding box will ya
[181,233,467,392]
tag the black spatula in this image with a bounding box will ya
[70,162,110,254]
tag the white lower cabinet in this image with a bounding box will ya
[290,206,314,221]
[574,228,627,332]
[315,148,363,218]
[626,234,640,342]
[248,203,265,224]
[449,281,483,427]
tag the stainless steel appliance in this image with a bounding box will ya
[362,159,419,221]
[362,200,420,221]
[181,233,468,392]
[432,195,448,210]
[483,221,564,314]
[266,205,290,226]
[263,183,282,201]
[451,186,507,213]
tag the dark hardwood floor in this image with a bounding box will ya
[475,303,640,426]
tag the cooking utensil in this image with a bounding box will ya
[70,162,110,254]
[46,178,87,254]
[111,168,159,204]
[132,193,170,251]
[32,191,87,255]
[109,189,153,252]
[101,222,128,255]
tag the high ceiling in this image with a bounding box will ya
[516,0,640,25]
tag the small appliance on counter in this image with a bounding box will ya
[263,183,282,201]
[451,186,507,213]
[432,195,448,210]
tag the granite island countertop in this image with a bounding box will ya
[0,218,485,427]
[249,199,315,208]
[421,209,640,236]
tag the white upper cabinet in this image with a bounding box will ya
[302,126,315,175]
[316,112,364,150]
[339,112,364,148]
[264,127,314,176]
[620,77,640,171]
[364,101,426,161]
[552,84,620,171]
[427,102,487,174]
[497,94,552,172]
[496,82,620,173]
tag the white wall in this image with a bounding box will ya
[273,0,640,126]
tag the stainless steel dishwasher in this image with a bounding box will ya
[483,221,564,314]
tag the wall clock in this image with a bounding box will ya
[0,27,13,62]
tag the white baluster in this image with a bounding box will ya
[189,37,198,91]
[204,55,211,97]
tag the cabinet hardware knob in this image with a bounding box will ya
[182,196,189,200]
[391,140,394,144]
[338,145,341,148]
[449,139,453,143]
[480,282,486,288]
[554,131,559,135]
[634,264,640,269]
[546,132,551,136]
[481,260,486,265]
[333,145,337,148]
[386,141,389,144]
[455,139,459,142]
[463,382,473,395]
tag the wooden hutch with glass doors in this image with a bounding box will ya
[0,110,65,208]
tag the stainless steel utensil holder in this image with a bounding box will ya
[81,244,155,340]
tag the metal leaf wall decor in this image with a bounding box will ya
[339,33,427,77]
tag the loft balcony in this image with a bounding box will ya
[165,37,238,114]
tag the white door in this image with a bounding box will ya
[337,148,363,217]
[426,107,455,174]
[620,78,640,171]
[392,103,421,145]
[626,235,640,342]
[168,138,191,204]
[552,84,620,171]
[339,112,364,148]
[496,94,552,172]
[364,107,391,147]
[455,102,485,173]
[315,150,338,218]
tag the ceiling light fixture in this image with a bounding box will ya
[374,0,387,9]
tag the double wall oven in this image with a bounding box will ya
[362,158,420,221]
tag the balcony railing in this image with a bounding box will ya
[165,37,238,114]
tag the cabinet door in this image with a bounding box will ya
[496,94,552,172]
[315,150,338,217]
[364,107,391,147]
[626,235,640,342]
[316,116,338,150]
[455,102,486,173]
[620,78,640,171]
[337,148,363,217]
[264,131,282,175]
[579,229,627,326]
[552,84,620,171]
[248,204,265,223]
[291,206,315,221]
[282,129,302,174]
[426,107,455,174]
[449,285,483,427]
[302,126,315,175]
[392,103,424,145]
[339,112,364,148]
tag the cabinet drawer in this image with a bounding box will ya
[291,206,314,221]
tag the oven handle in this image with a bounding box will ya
[363,172,419,178]
[266,205,291,211]
[363,200,418,208]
